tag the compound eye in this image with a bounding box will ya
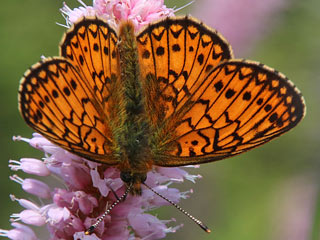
[120,172,132,183]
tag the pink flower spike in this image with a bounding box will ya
[156,167,202,183]
[13,134,54,152]
[59,161,92,189]
[90,167,111,197]
[73,232,100,240]
[28,133,53,151]
[91,167,123,196]
[9,158,50,176]
[10,195,40,211]
[74,191,98,215]
[12,135,29,143]
[184,165,200,168]
[60,1,97,27]
[10,210,46,226]
[143,185,190,207]
[10,175,51,199]
[0,223,38,240]
[62,0,175,31]
[128,212,180,239]
[47,206,71,223]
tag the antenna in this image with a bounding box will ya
[85,184,132,235]
[85,183,211,235]
[143,183,211,233]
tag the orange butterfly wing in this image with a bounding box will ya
[137,17,305,166]
[156,60,305,166]
[60,18,119,119]
[137,16,233,124]
[19,18,119,165]
[19,17,306,168]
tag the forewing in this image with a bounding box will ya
[19,58,117,164]
[60,17,119,116]
[155,60,305,166]
[136,16,232,124]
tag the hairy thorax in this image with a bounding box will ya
[109,21,153,194]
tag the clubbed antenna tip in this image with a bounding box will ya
[84,226,95,235]
[202,225,211,233]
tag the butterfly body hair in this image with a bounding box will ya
[108,22,153,194]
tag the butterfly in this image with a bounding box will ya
[19,16,305,197]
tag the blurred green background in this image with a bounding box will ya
[0,0,319,239]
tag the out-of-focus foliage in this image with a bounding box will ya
[0,0,318,239]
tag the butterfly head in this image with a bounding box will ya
[120,171,147,195]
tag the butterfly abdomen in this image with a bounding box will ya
[109,22,153,182]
